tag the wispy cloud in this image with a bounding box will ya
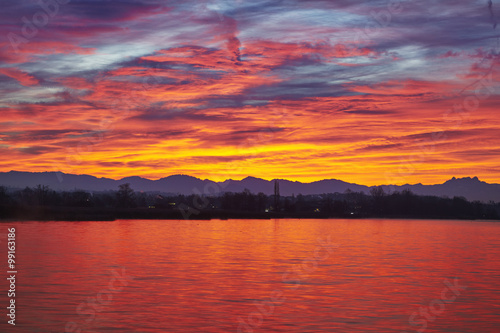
[1,0,499,184]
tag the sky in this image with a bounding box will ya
[0,0,499,185]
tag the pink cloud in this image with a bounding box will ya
[0,67,39,86]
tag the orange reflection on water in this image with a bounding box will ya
[11,219,500,332]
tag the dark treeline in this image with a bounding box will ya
[0,184,499,221]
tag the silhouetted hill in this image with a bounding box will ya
[0,171,499,202]
[0,171,117,191]
[381,176,500,202]
[215,177,370,195]
[156,175,216,193]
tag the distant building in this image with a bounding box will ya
[274,180,280,211]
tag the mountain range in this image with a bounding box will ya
[0,171,499,203]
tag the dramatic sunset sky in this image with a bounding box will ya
[1,0,499,185]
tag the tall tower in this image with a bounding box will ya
[274,179,280,211]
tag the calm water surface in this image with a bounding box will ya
[4,219,500,332]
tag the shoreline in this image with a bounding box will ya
[1,207,499,222]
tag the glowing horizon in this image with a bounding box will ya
[1,0,500,186]
[1,169,492,188]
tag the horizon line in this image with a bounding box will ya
[1,170,491,187]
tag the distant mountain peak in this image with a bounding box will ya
[120,176,143,180]
[446,176,481,184]
[160,174,198,180]
[242,176,265,181]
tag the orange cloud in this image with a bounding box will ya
[1,1,499,187]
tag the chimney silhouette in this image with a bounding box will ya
[274,179,280,211]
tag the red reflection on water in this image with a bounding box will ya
[9,219,500,332]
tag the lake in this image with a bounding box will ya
[5,219,500,332]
